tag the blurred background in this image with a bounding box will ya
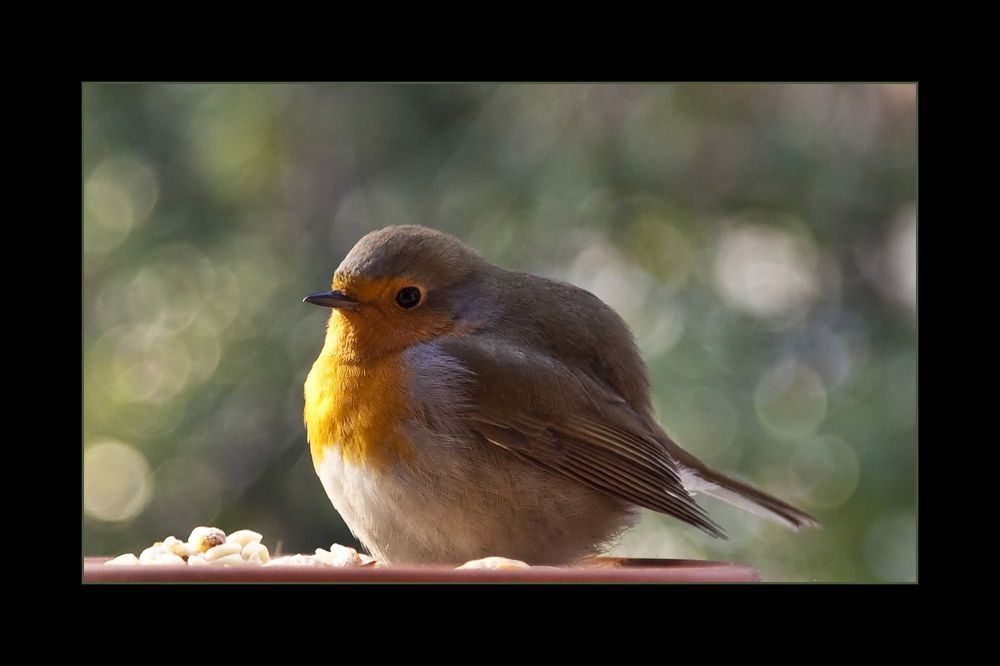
[83,83,916,582]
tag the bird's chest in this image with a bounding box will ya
[311,429,512,564]
[304,353,414,470]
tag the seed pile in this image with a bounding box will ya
[103,526,375,567]
[103,527,536,570]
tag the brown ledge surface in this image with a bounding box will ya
[84,556,760,582]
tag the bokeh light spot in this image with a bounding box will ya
[111,325,192,404]
[628,217,696,292]
[633,298,685,359]
[84,178,133,254]
[755,359,828,438]
[712,223,820,323]
[563,240,653,324]
[787,435,860,509]
[188,87,278,203]
[84,441,153,522]
[663,387,739,461]
[84,155,159,256]
[885,204,916,310]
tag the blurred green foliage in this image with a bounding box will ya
[83,83,916,581]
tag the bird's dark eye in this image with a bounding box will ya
[395,286,422,309]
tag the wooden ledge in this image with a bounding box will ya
[84,556,759,582]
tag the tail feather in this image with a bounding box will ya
[661,433,821,531]
[680,466,821,531]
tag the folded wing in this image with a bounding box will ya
[434,335,726,538]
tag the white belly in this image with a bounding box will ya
[314,433,636,565]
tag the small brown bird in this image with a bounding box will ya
[304,225,819,565]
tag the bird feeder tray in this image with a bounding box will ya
[84,556,759,582]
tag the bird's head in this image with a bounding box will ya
[305,225,485,360]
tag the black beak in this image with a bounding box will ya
[303,290,360,311]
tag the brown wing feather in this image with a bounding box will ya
[437,336,726,539]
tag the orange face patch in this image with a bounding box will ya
[325,275,456,363]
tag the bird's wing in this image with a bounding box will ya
[432,335,726,538]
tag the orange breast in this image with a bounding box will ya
[304,327,413,470]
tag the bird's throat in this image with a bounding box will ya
[304,318,413,470]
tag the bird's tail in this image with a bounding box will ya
[664,439,821,531]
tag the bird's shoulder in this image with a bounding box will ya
[457,267,653,414]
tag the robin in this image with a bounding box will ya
[303,225,819,566]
